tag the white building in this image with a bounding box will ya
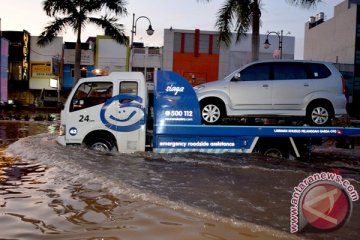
[95,35,127,73]
[29,36,63,90]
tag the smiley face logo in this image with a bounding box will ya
[100,94,145,132]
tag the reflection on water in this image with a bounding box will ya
[1,121,360,239]
[0,120,58,144]
[1,151,286,240]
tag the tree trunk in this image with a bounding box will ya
[251,2,261,62]
[74,22,82,84]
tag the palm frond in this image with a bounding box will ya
[43,0,77,16]
[285,0,322,9]
[37,17,72,46]
[89,16,129,46]
[216,0,253,45]
[101,0,128,15]
[234,1,252,41]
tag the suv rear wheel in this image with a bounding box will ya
[307,102,333,126]
[200,100,225,124]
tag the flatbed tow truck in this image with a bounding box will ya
[57,71,360,160]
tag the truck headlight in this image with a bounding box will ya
[59,125,66,136]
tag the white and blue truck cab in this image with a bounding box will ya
[57,72,148,152]
[58,71,360,159]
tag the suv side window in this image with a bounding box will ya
[70,82,113,112]
[306,63,331,79]
[273,62,307,80]
[238,63,270,81]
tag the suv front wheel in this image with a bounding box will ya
[200,100,225,124]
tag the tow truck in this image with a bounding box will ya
[57,71,360,159]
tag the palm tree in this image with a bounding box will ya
[37,0,128,83]
[206,0,321,61]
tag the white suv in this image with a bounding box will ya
[194,60,347,126]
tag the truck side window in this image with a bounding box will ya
[119,81,138,103]
[70,82,113,112]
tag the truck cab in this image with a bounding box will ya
[57,72,148,152]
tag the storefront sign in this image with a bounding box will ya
[31,62,54,78]
[22,31,30,80]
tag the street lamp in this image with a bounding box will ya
[130,13,154,71]
[263,30,283,59]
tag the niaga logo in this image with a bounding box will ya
[100,94,145,132]
[166,85,184,95]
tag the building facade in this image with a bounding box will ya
[30,36,63,107]
[304,0,360,114]
[63,42,94,90]
[163,28,295,85]
[1,30,31,105]
[0,37,9,102]
[131,43,162,82]
[94,35,127,74]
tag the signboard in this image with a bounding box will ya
[22,31,30,80]
[52,56,60,76]
[63,49,94,65]
[31,62,54,78]
[49,78,58,88]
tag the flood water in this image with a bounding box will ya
[0,120,359,240]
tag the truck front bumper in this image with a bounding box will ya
[57,135,66,146]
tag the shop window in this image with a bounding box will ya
[9,61,23,80]
[71,67,88,78]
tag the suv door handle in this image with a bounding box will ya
[262,84,269,88]
[304,83,309,87]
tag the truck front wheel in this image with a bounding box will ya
[84,131,117,152]
[87,138,115,152]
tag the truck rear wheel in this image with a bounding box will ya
[263,147,287,159]
[255,138,290,159]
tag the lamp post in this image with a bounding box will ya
[263,30,283,59]
[130,13,154,71]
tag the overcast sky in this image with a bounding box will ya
[0,0,344,58]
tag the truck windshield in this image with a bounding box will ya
[70,82,113,112]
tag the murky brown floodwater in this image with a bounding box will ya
[1,120,359,240]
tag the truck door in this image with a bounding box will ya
[65,81,114,144]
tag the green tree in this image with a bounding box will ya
[206,0,321,61]
[37,0,128,83]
